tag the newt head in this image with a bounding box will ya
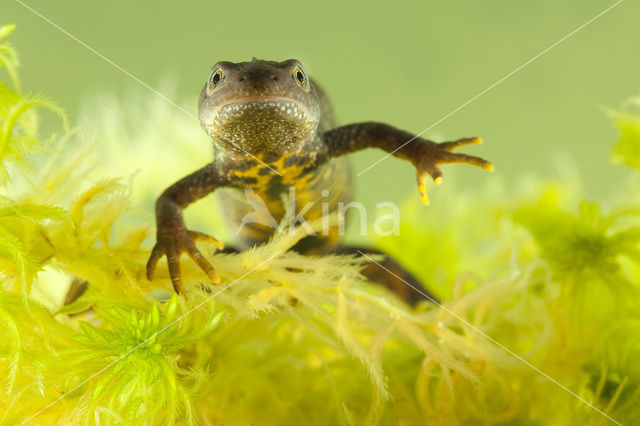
[198,58,321,155]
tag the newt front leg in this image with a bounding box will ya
[146,163,227,294]
[323,122,493,204]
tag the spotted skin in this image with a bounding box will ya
[217,155,351,252]
[146,58,493,303]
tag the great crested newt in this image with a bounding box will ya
[146,58,493,304]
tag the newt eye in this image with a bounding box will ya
[293,65,308,89]
[208,68,224,90]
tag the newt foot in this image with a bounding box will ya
[146,229,223,294]
[412,137,494,205]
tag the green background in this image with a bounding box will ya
[2,0,639,218]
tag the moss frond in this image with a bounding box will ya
[0,24,20,93]
[514,191,640,310]
[610,96,640,170]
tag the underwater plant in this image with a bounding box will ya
[1,25,639,425]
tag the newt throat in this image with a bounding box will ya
[210,99,315,153]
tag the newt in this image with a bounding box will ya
[146,58,493,304]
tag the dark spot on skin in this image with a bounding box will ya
[299,165,316,177]
[284,155,307,168]
[234,160,258,171]
[262,152,282,163]
[235,176,258,185]
[258,167,272,176]
[264,174,284,200]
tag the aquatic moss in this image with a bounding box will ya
[610,95,640,171]
[1,25,639,425]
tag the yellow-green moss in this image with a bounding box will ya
[611,96,640,171]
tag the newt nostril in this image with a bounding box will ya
[272,74,279,81]
[237,76,245,82]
